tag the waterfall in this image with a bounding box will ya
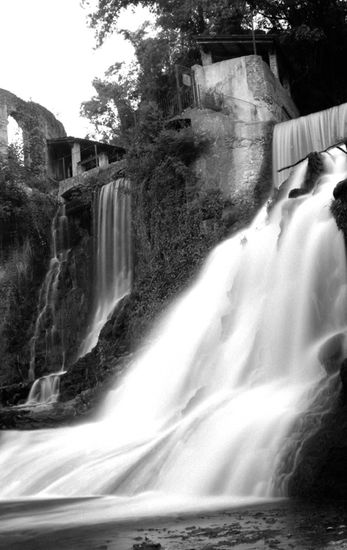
[1,108,347,519]
[26,204,69,405]
[79,178,132,356]
[25,371,65,406]
[273,103,347,188]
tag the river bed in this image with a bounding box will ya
[1,499,347,549]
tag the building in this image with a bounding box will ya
[47,137,125,182]
[194,34,291,90]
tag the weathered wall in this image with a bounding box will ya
[0,88,66,176]
[59,159,126,197]
[193,55,299,122]
[191,111,274,214]
[190,55,299,210]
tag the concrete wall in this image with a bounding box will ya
[0,88,66,177]
[191,110,274,215]
[190,55,299,211]
[193,55,298,123]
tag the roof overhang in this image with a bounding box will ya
[195,34,278,60]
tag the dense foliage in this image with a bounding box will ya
[82,0,347,121]
[0,150,57,385]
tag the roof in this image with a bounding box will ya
[47,136,125,153]
[195,33,279,60]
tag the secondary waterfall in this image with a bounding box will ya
[26,204,69,405]
[79,179,132,356]
[1,108,347,519]
[273,103,347,188]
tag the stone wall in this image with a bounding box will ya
[0,88,66,177]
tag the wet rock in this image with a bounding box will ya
[287,153,324,200]
[318,333,345,375]
[333,179,347,201]
[304,152,324,191]
[133,541,162,549]
[288,188,308,199]
[221,205,238,228]
[0,382,31,407]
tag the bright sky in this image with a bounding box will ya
[0,0,152,137]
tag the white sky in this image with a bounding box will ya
[0,0,152,137]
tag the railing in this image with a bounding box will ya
[157,86,196,119]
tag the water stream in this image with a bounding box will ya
[26,204,69,405]
[1,108,347,522]
[79,178,132,356]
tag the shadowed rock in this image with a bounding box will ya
[318,333,345,375]
[333,178,347,201]
[288,188,308,199]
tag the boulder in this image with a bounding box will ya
[288,188,308,199]
[333,178,347,201]
[318,333,345,375]
[304,152,324,192]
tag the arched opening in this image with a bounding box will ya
[7,115,24,165]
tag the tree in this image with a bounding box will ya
[83,0,347,128]
[83,0,249,46]
[247,0,347,113]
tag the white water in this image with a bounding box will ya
[26,204,69,405]
[25,370,67,406]
[79,178,132,356]
[273,103,347,187]
[1,111,347,523]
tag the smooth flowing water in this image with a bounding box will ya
[79,178,132,356]
[273,103,347,187]
[26,204,69,405]
[1,110,347,526]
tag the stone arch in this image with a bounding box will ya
[0,88,66,177]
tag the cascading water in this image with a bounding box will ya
[26,204,69,405]
[273,103,347,188]
[1,108,347,525]
[79,178,132,356]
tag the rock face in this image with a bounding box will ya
[0,188,57,391]
[29,216,95,379]
[288,188,308,198]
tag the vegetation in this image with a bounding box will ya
[82,0,347,121]
[0,148,57,386]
